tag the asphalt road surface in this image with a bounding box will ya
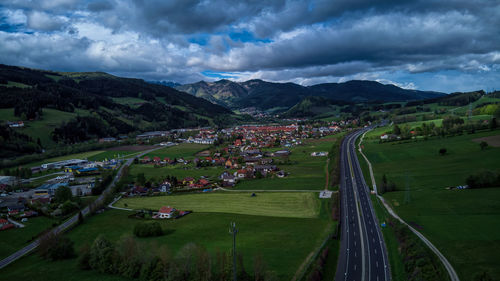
[0,147,161,269]
[335,129,390,281]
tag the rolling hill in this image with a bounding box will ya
[0,64,237,157]
[176,79,445,110]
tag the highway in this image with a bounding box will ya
[335,129,390,281]
[0,147,162,269]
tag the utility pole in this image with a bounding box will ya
[229,222,238,281]
[404,173,411,205]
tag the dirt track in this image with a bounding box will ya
[472,135,500,147]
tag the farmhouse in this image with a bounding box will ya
[157,206,176,219]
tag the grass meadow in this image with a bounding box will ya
[361,128,500,280]
[115,192,321,218]
[143,143,209,160]
[1,202,334,280]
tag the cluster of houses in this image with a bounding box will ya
[0,196,40,231]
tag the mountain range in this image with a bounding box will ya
[176,79,445,110]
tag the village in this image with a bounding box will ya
[0,120,350,232]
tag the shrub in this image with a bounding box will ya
[466,170,500,188]
[38,232,74,260]
[133,222,163,238]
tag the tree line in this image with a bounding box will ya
[76,235,278,281]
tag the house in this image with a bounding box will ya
[274,150,290,157]
[99,137,117,143]
[221,173,236,187]
[7,121,24,128]
[7,202,25,215]
[236,169,247,178]
[157,206,176,219]
[153,156,161,163]
[0,218,14,231]
[182,177,195,185]
[225,159,233,168]
[141,156,151,163]
[159,182,171,192]
[234,139,242,146]
[380,134,388,140]
[198,179,210,187]
[277,170,287,178]
[260,158,273,164]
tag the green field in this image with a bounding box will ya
[130,164,225,182]
[0,216,57,260]
[364,130,500,189]
[236,134,341,190]
[143,143,209,160]
[111,97,147,108]
[362,129,500,280]
[2,206,333,280]
[115,192,320,218]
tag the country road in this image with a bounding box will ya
[335,128,390,281]
[0,146,162,269]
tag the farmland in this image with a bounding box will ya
[115,192,321,218]
[1,207,334,280]
[142,143,209,160]
[362,128,500,280]
[129,164,225,182]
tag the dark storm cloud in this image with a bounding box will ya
[0,0,498,91]
[87,0,114,12]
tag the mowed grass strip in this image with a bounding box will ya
[143,143,209,160]
[116,192,320,218]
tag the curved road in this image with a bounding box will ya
[0,147,162,269]
[335,129,390,281]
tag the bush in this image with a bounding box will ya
[78,244,91,270]
[133,222,163,238]
[89,236,115,273]
[466,170,500,188]
[38,232,75,260]
[438,148,447,155]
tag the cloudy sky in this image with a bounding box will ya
[0,0,499,93]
